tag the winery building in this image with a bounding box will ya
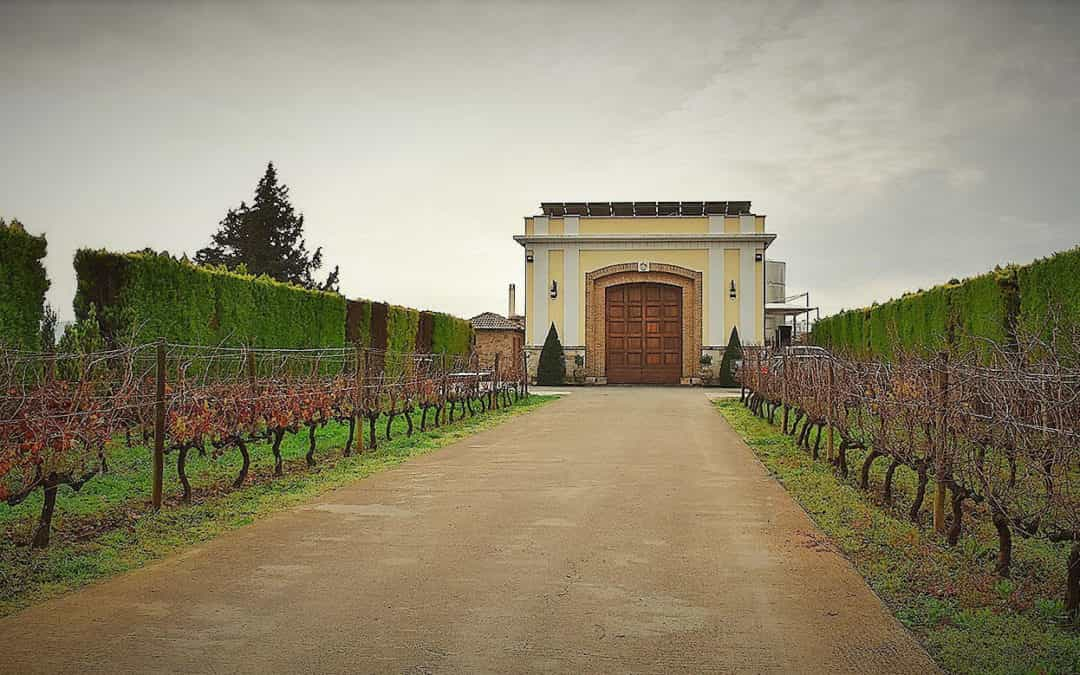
[514,201,775,385]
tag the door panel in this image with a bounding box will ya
[605,283,682,384]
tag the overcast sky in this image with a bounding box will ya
[3,0,1079,323]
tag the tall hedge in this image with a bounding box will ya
[432,311,472,354]
[74,249,346,348]
[810,249,1072,361]
[0,222,49,350]
[1017,247,1080,345]
[345,299,472,355]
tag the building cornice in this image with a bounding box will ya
[513,233,777,247]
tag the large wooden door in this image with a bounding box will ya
[605,283,682,384]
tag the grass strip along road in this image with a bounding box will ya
[715,398,1080,674]
[0,394,554,616]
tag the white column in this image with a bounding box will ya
[531,245,549,344]
[739,214,755,233]
[564,216,579,234]
[534,216,549,234]
[708,246,725,345]
[707,215,725,234]
[740,244,757,343]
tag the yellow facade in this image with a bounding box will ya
[524,248,534,328]
[755,247,764,342]
[723,248,740,341]
[723,216,740,233]
[578,217,708,234]
[547,249,564,337]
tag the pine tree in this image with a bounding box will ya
[196,162,340,291]
[536,323,566,386]
[718,326,743,387]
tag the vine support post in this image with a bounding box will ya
[932,350,949,535]
[442,361,450,422]
[152,338,166,511]
[360,345,369,397]
[826,357,834,462]
[522,350,528,398]
[781,349,789,433]
[494,352,501,409]
[246,349,256,393]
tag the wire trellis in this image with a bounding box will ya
[736,334,1080,597]
[1,341,530,548]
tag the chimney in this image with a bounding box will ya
[508,283,516,317]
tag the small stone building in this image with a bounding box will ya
[471,310,524,374]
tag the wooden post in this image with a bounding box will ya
[152,339,166,510]
[441,356,449,423]
[932,351,949,535]
[362,348,370,403]
[522,350,528,398]
[826,357,835,462]
[246,349,256,391]
[781,349,789,433]
[494,352,501,409]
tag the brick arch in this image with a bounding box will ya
[585,263,703,384]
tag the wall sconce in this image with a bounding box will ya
[729,280,737,299]
[754,252,763,262]
[550,280,558,299]
[525,250,534,263]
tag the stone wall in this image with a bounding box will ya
[475,329,523,373]
[525,345,585,385]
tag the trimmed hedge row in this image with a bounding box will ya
[813,246,1080,359]
[73,249,474,354]
[1017,247,1080,341]
[346,299,473,354]
[74,250,346,348]
[0,223,49,350]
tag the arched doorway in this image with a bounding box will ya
[605,283,682,384]
[585,263,703,385]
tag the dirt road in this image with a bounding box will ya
[0,388,936,673]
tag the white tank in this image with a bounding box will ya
[766,260,786,303]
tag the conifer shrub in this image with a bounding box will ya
[536,323,566,386]
[717,327,742,386]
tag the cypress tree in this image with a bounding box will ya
[718,326,743,387]
[536,323,566,386]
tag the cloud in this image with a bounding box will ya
[1,0,1078,321]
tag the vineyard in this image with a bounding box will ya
[0,342,527,550]
[737,331,1080,621]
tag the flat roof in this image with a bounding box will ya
[538,201,753,217]
[765,304,818,315]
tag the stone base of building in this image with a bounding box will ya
[525,345,587,385]
[527,344,707,386]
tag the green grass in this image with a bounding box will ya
[715,399,1079,675]
[0,395,555,616]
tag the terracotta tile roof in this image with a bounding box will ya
[471,312,524,331]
